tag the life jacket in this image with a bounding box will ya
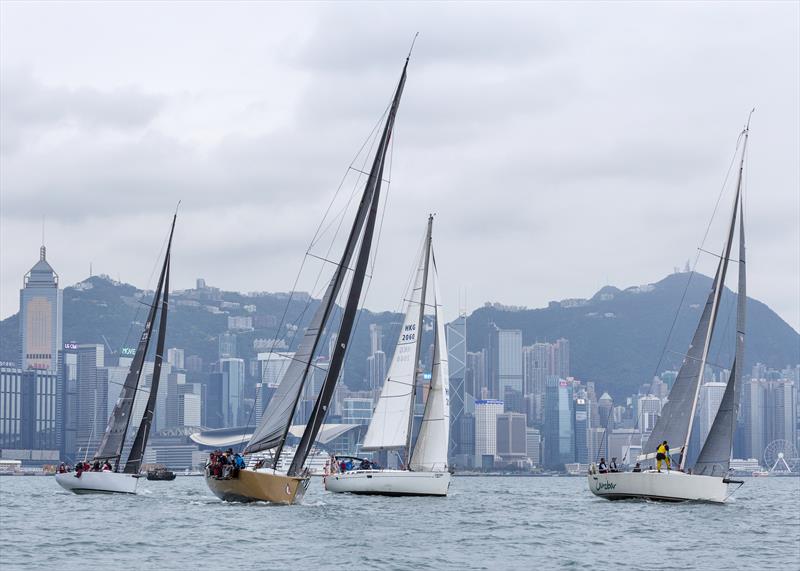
[657,444,667,455]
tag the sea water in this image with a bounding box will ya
[1,475,797,570]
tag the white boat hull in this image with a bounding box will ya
[324,469,451,496]
[55,471,139,495]
[587,469,729,503]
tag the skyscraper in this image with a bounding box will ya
[523,343,550,424]
[488,325,522,403]
[76,344,106,458]
[219,358,245,427]
[465,350,486,413]
[218,332,237,359]
[552,338,570,379]
[369,323,383,355]
[574,397,590,464]
[447,313,467,460]
[496,412,527,462]
[543,377,574,470]
[697,382,726,445]
[474,399,504,466]
[20,245,62,372]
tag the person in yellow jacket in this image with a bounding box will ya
[656,441,671,472]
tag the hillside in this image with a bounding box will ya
[1,272,797,399]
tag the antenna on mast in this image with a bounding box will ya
[407,32,419,61]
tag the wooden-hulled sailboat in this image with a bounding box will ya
[324,215,451,496]
[56,213,177,495]
[588,120,751,503]
[204,55,410,505]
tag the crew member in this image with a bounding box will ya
[656,440,671,472]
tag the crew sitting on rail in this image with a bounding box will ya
[598,458,608,473]
[609,458,619,472]
[102,461,113,472]
[656,441,671,472]
[632,462,642,472]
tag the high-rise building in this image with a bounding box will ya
[698,382,726,444]
[447,314,467,461]
[474,399,504,465]
[745,377,797,463]
[342,397,373,426]
[526,427,541,466]
[465,350,486,414]
[219,358,245,427]
[488,325,522,401]
[574,397,590,464]
[523,343,550,424]
[76,344,106,458]
[20,246,62,372]
[218,332,237,359]
[0,366,60,465]
[58,344,79,461]
[552,338,570,379]
[369,323,383,355]
[167,348,185,370]
[496,412,527,462]
[367,351,387,392]
[186,355,204,373]
[543,377,574,470]
[597,392,613,429]
[637,394,662,434]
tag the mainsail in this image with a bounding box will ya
[245,58,409,470]
[288,61,408,477]
[93,216,175,469]
[694,129,748,477]
[124,225,174,474]
[361,236,428,451]
[409,254,450,472]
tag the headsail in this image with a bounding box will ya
[409,252,450,472]
[694,128,749,477]
[124,222,174,474]
[93,216,174,469]
[362,234,428,451]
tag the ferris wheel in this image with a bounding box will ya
[763,439,799,473]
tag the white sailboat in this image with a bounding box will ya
[325,215,451,496]
[588,119,751,503]
[56,212,177,495]
[204,54,410,505]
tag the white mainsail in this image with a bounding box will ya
[409,258,450,472]
[361,240,428,451]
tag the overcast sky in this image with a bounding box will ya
[1,1,798,331]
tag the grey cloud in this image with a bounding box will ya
[0,68,164,153]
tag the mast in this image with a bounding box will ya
[124,223,173,474]
[93,217,173,470]
[693,122,749,476]
[679,127,748,471]
[288,61,409,476]
[405,214,433,468]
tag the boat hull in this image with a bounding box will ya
[324,469,451,496]
[587,469,728,503]
[205,469,309,505]
[55,471,139,495]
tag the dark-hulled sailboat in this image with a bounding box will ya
[56,213,177,495]
[204,55,410,505]
[588,119,751,502]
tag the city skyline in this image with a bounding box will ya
[1,3,798,330]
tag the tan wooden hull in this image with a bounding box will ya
[205,469,309,505]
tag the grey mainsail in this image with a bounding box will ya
[124,239,172,474]
[245,58,409,460]
[93,220,172,469]
[288,59,408,476]
[694,132,748,477]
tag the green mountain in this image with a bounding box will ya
[1,272,797,400]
